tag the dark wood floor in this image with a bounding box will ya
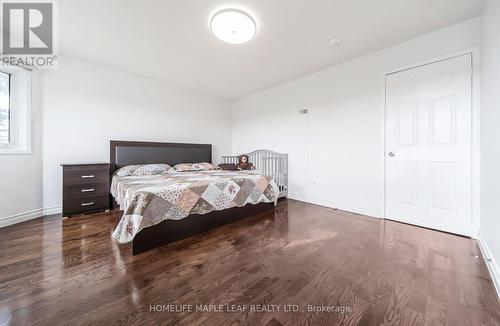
[0,199,499,326]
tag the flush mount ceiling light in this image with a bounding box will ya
[210,9,256,44]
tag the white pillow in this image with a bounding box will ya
[115,164,172,176]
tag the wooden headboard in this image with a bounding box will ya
[110,140,212,173]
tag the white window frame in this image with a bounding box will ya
[0,66,32,155]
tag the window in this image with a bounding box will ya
[0,66,32,154]
[0,72,10,144]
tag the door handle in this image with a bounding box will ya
[388,151,395,157]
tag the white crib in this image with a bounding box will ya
[221,149,288,198]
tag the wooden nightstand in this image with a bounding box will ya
[61,163,110,217]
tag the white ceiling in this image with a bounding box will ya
[59,0,482,99]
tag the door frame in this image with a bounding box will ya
[382,48,480,238]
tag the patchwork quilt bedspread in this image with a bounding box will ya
[111,170,279,243]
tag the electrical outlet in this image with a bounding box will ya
[299,109,308,114]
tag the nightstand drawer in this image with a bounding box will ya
[63,166,109,185]
[63,182,109,198]
[63,195,109,215]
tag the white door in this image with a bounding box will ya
[385,54,472,236]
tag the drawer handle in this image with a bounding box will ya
[81,202,95,206]
[81,188,95,192]
[81,175,95,179]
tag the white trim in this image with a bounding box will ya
[43,206,61,215]
[382,48,481,239]
[0,208,43,227]
[470,48,481,239]
[383,48,480,76]
[0,205,62,228]
[288,193,380,218]
[477,235,500,301]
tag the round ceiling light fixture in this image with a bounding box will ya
[210,9,256,44]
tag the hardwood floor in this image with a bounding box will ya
[0,199,499,326]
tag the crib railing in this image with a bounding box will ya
[221,149,288,198]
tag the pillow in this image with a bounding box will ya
[218,163,238,171]
[172,162,219,172]
[115,164,172,176]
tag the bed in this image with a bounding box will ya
[109,140,279,254]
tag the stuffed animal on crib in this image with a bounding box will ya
[237,155,254,170]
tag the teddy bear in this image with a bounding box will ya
[237,155,254,170]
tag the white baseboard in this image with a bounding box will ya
[0,206,62,228]
[43,206,62,215]
[287,193,381,218]
[477,235,500,301]
[0,208,44,228]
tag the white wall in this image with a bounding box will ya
[232,18,480,217]
[0,18,483,226]
[42,57,232,212]
[479,0,500,295]
[0,73,43,225]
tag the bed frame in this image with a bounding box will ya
[109,140,276,255]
